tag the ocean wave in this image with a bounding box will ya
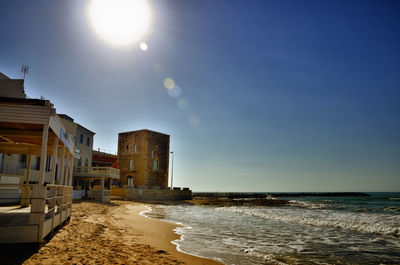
[389,198,400,201]
[288,200,343,210]
[384,206,400,212]
[244,249,289,265]
[219,207,400,237]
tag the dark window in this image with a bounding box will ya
[133,144,137,153]
[20,154,26,163]
[85,158,89,167]
[127,175,133,186]
[79,134,83,144]
[78,158,82,167]
[36,157,40,170]
[87,136,90,146]
[46,156,51,172]
[126,145,129,154]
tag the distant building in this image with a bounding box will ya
[59,114,95,169]
[59,114,119,202]
[118,130,170,188]
[92,149,117,168]
[0,72,26,99]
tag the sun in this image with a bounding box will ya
[88,0,151,47]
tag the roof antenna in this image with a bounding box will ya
[21,65,29,80]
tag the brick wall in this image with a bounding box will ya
[125,187,192,201]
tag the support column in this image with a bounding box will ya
[58,146,65,185]
[100,176,105,202]
[38,124,49,185]
[30,124,49,241]
[50,138,58,184]
[21,153,32,207]
[64,155,69,186]
[69,155,73,186]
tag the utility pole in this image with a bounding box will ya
[170,151,174,190]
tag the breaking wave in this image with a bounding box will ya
[218,207,400,237]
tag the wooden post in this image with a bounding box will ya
[20,153,32,207]
[50,138,58,184]
[109,178,112,198]
[64,155,69,186]
[48,185,56,230]
[30,124,49,241]
[38,124,49,185]
[58,146,65,185]
[101,176,105,202]
[69,155,73,186]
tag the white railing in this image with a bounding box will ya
[73,166,120,176]
[88,190,111,202]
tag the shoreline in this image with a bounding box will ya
[115,201,222,265]
[138,205,223,264]
[2,200,221,265]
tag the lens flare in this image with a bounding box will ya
[167,84,181,98]
[140,42,148,51]
[163,78,175,89]
[189,115,200,127]
[177,97,189,110]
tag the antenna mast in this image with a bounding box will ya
[21,65,29,80]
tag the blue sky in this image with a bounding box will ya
[1,0,399,192]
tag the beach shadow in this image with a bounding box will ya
[0,243,41,265]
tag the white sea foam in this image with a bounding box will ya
[244,249,289,265]
[218,207,400,237]
[138,206,152,217]
[289,200,344,209]
[144,201,400,265]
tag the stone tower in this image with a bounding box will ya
[118,130,170,188]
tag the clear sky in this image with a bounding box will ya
[1,0,399,192]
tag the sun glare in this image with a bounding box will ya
[88,0,151,47]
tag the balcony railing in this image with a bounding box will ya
[73,166,120,178]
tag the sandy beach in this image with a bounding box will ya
[1,201,221,265]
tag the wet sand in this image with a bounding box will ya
[3,201,221,265]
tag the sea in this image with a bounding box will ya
[142,192,400,265]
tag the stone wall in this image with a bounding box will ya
[118,130,170,188]
[125,187,192,201]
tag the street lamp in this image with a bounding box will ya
[170,151,174,190]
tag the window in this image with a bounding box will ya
[79,134,83,144]
[78,158,82,167]
[126,145,129,154]
[20,154,27,163]
[129,159,133,170]
[85,158,89,167]
[127,176,133,186]
[46,156,51,172]
[133,144,136,154]
[86,136,90,146]
[36,157,40,170]
[154,160,158,171]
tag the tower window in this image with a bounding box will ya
[154,160,158,171]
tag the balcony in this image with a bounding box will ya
[73,166,120,179]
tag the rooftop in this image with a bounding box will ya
[118,129,170,137]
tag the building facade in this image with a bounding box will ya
[118,130,170,188]
[59,114,95,169]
